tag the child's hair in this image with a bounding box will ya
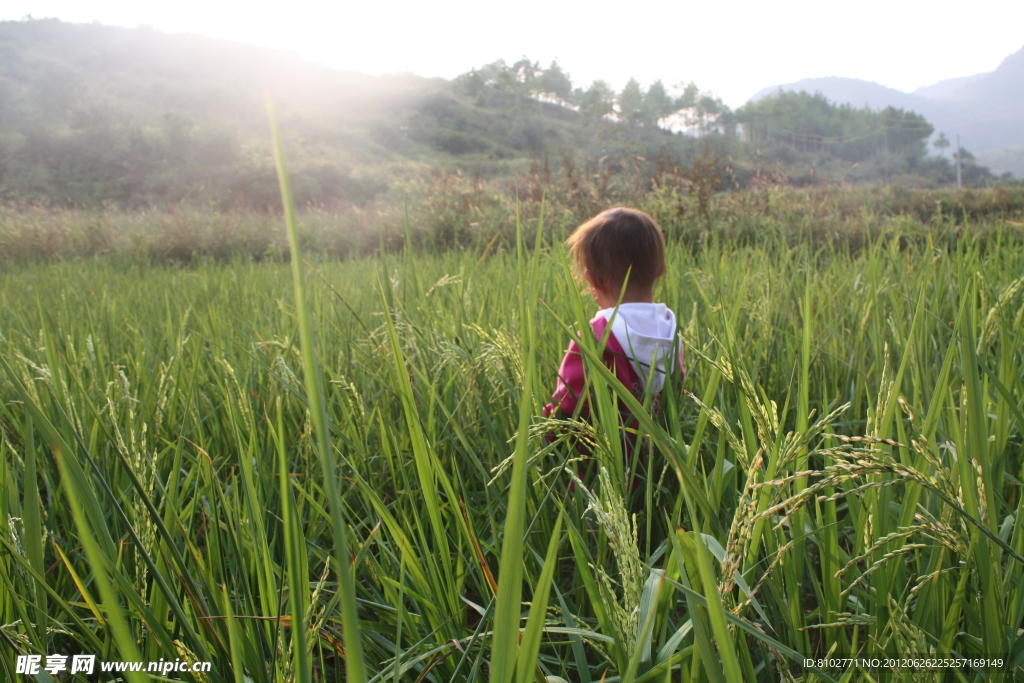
[566,207,665,293]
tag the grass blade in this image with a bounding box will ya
[267,94,365,681]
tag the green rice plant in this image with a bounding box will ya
[3,196,1024,681]
[269,95,366,682]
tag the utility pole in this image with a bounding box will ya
[956,133,962,189]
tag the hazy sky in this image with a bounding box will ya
[4,0,1022,107]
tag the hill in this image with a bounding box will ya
[1,19,706,208]
[0,18,1012,209]
[911,73,989,99]
[751,77,924,112]
[750,45,1024,177]
[0,19,443,206]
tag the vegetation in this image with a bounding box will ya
[3,182,1024,680]
[4,16,1024,683]
[0,19,1015,213]
[3,182,1023,264]
[734,91,987,186]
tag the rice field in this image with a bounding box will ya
[2,201,1024,682]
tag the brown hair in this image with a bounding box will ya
[566,207,665,294]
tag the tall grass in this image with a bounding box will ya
[2,209,1024,680]
[2,182,1022,264]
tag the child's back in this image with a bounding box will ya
[545,302,682,419]
[544,207,684,421]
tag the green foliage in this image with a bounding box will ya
[3,182,1023,265]
[5,210,1024,680]
[639,80,673,129]
[618,78,645,126]
[734,91,1000,186]
[538,61,573,100]
[575,80,616,119]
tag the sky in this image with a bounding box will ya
[3,0,1023,108]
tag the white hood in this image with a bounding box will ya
[596,302,678,395]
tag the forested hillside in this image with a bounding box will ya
[0,19,444,208]
[0,19,1012,210]
[752,43,1024,178]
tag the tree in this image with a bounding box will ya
[617,78,643,125]
[577,80,615,118]
[511,58,540,86]
[488,59,522,96]
[933,131,950,155]
[453,68,485,98]
[642,80,675,127]
[670,82,708,135]
[736,91,846,151]
[695,94,724,136]
[880,106,933,166]
[675,82,699,111]
[537,61,572,100]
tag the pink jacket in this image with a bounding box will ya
[544,303,685,419]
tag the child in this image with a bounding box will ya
[544,207,684,423]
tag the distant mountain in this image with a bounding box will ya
[749,45,1024,176]
[947,46,1024,108]
[976,146,1024,180]
[911,74,989,99]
